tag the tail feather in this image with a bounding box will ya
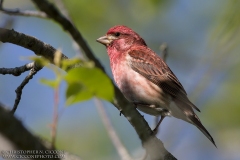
[174,98,216,147]
[189,114,217,147]
[186,100,200,112]
[178,95,201,112]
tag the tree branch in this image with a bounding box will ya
[31,0,104,70]
[0,62,34,76]
[0,102,82,160]
[0,28,68,64]
[0,0,48,18]
[11,62,43,114]
[94,98,133,160]
[0,103,60,160]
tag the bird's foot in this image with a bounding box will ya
[119,109,123,116]
[152,116,165,135]
[152,127,159,135]
[133,102,138,109]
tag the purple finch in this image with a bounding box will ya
[97,25,216,146]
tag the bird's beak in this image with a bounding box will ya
[96,35,117,46]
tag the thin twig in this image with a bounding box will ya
[53,0,71,20]
[51,86,59,148]
[0,0,48,18]
[11,62,42,114]
[0,62,34,76]
[160,43,168,61]
[52,0,83,58]
[94,98,133,160]
[0,9,48,18]
[153,116,160,135]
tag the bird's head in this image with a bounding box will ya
[97,25,146,51]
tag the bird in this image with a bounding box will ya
[96,25,216,147]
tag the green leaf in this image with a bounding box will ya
[61,58,95,71]
[65,82,93,105]
[40,78,61,88]
[28,56,50,67]
[66,82,84,98]
[65,67,114,105]
[61,58,82,70]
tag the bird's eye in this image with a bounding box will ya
[114,32,120,37]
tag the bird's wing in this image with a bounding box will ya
[127,47,200,112]
[128,47,187,97]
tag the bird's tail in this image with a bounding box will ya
[174,98,216,147]
[189,113,216,147]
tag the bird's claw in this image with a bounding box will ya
[152,127,158,135]
[119,110,123,116]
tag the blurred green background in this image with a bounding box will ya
[0,0,240,159]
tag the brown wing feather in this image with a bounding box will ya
[128,48,187,96]
[128,47,200,112]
